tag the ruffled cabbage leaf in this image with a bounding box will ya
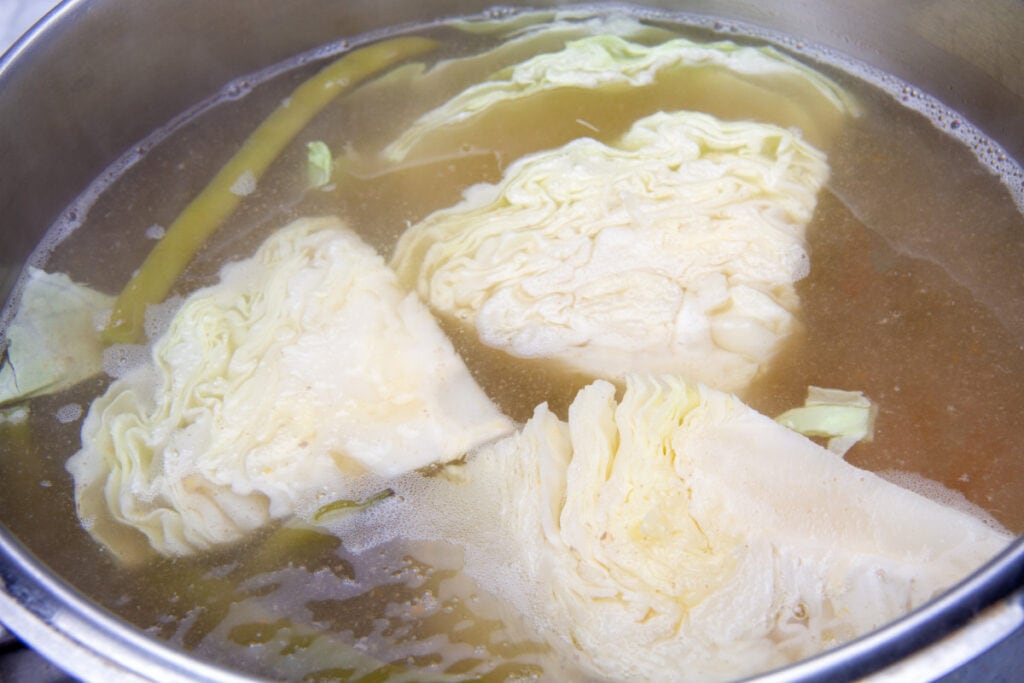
[382,33,855,162]
[0,267,114,407]
[391,110,828,394]
[66,216,512,562]
[468,375,1010,682]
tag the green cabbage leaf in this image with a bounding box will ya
[382,33,855,162]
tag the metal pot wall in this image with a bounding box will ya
[1,1,1022,681]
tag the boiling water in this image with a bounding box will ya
[1,7,1023,681]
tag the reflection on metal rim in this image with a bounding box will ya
[0,527,252,683]
[864,590,1024,682]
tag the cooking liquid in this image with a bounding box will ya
[1,9,1023,681]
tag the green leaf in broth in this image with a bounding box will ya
[241,524,342,577]
[381,33,857,164]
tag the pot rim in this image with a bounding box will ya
[2,521,1022,683]
[1,1,1023,681]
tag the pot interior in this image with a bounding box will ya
[1,2,1023,681]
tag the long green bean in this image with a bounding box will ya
[102,36,439,344]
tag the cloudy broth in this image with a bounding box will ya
[1,8,1023,681]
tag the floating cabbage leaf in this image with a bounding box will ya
[67,216,512,561]
[382,33,854,162]
[0,268,113,407]
[467,376,1010,682]
[306,140,333,188]
[776,385,877,456]
[391,110,828,394]
[0,406,28,425]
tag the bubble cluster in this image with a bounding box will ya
[101,343,149,380]
[55,403,83,424]
[20,3,1023,277]
[878,469,1006,533]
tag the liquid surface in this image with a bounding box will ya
[1,8,1023,682]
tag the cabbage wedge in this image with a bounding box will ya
[67,217,512,561]
[392,110,828,394]
[467,376,1010,682]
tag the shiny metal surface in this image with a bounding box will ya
[1,1,1022,681]
[867,588,1024,682]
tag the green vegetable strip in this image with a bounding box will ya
[313,488,394,522]
[102,36,439,344]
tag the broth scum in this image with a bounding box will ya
[1,8,1023,681]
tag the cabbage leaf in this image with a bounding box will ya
[776,385,877,456]
[67,216,512,562]
[382,33,855,162]
[0,268,113,407]
[467,376,1010,682]
[392,110,828,394]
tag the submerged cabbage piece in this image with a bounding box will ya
[0,268,114,407]
[306,140,334,188]
[382,33,854,162]
[66,217,512,561]
[392,110,828,393]
[470,376,1010,682]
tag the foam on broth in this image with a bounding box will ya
[1,7,1023,681]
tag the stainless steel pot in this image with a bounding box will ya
[1,1,1022,681]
